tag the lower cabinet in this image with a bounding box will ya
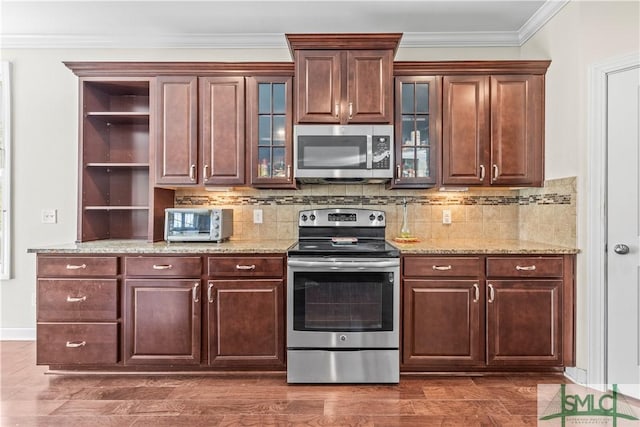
[402,254,575,371]
[123,256,202,365]
[206,255,285,369]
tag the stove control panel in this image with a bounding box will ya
[298,208,385,227]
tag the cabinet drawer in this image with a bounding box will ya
[404,257,481,277]
[36,323,118,365]
[37,256,117,277]
[125,256,202,277]
[208,256,284,278]
[37,279,118,322]
[486,257,564,278]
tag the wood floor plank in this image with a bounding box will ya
[1,341,577,427]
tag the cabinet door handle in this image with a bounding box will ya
[65,341,86,348]
[66,296,87,303]
[189,164,196,181]
[193,282,200,303]
[396,165,401,182]
[479,164,485,180]
[236,264,256,271]
[516,265,537,271]
[207,283,214,304]
[348,102,353,119]
[152,264,172,270]
[335,103,340,118]
[203,164,209,180]
[472,284,479,303]
[66,264,87,270]
[432,265,452,271]
[492,164,499,181]
[286,165,291,180]
[488,284,495,303]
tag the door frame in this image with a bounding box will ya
[586,51,640,386]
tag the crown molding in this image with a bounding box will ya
[518,0,570,45]
[399,31,521,48]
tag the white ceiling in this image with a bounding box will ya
[1,0,569,49]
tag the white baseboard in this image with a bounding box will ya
[564,366,588,385]
[0,328,36,341]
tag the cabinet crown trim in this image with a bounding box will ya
[285,33,402,56]
[394,60,551,75]
[64,62,295,77]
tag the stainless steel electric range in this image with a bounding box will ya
[286,208,400,384]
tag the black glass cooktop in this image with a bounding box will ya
[288,239,399,258]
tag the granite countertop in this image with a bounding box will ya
[28,238,578,255]
[27,239,297,254]
[389,238,579,255]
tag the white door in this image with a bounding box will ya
[607,65,640,399]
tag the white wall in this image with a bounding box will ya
[520,0,640,371]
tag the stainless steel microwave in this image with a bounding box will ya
[164,208,233,242]
[293,124,394,184]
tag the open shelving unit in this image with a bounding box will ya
[79,79,152,241]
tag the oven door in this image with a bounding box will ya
[287,257,399,349]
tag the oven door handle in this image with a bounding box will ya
[287,259,399,269]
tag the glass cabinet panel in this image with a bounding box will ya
[394,77,439,187]
[257,82,287,177]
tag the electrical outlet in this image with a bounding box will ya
[41,209,57,224]
[253,209,263,224]
[442,209,452,224]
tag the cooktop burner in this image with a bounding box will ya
[288,239,399,257]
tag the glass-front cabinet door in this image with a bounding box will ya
[247,76,295,188]
[392,76,441,188]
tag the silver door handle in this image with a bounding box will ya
[492,164,499,181]
[472,284,479,303]
[66,296,87,303]
[65,341,86,348]
[479,164,485,180]
[152,264,173,270]
[432,265,452,271]
[203,164,209,180]
[488,284,495,303]
[193,282,200,303]
[66,264,87,270]
[208,282,214,303]
[236,264,256,270]
[189,164,196,181]
[287,259,399,269]
[614,244,630,254]
[516,265,537,271]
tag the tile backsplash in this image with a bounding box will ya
[175,177,576,247]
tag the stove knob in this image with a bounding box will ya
[309,214,316,221]
[213,224,219,229]
[301,214,308,222]
[377,214,384,221]
[369,214,376,221]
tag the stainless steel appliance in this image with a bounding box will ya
[286,208,400,383]
[293,124,393,184]
[164,208,233,242]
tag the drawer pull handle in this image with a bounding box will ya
[432,265,452,271]
[65,341,86,348]
[66,264,87,270]
[152,264,173,270]
[488,284,495,303]
[236,264,256,271]
[66,296,87,303]
[472,284,479,303]
[515,265,536,271]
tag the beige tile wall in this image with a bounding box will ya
[175,176,576,247]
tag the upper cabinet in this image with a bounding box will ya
[287,34,401,124]
[155,76,245,186]
[394,60,550,188]
[246,76,295,188]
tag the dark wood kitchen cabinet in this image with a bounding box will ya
[36,255,119,366]
[288,34,401,124]
[401,254,574,372]
[391,76,441,188]
[402,256,483,368]
[77,78,152,241]
[206,255,285,369]
[155,76,245,186]
[441,74,544,186]
[246,76,295,188]
[123,256,202,365]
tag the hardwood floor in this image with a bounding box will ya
[1,341,573,426]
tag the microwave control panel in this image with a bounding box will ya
[372,135,391,169]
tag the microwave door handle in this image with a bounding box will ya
[366,135,373,169]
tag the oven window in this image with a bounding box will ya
[293,271,394,332]
[297,136,367,169]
